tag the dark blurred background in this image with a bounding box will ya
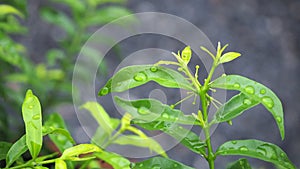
[14,0,300,168]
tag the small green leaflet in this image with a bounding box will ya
[6,135,27,168]
[22,89,43,159]
[210,75,285,139]
[55,159,67,169]
[216,139,296,169]
[219,52,241,64]
[0,142,11,160]
[98,65,194,96]
[133,156,195,169]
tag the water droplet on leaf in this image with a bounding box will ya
[32,114,41,120]
[150,66,158,72]
[256,147,267,156]
[99,87,109,96]
[28,105,33,109]
[243,99,252,105]
[245,86,255,94]
[262,96,274,108]
[151,164,161,169]
[276,116,282,123]
[138,107,150,115]
[133,72,147,82]
[162,113,169,119]
[231,140,237,144]
[239,146,249,152]
[260,89,266,94]
[233,83,240,88]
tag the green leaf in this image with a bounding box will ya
[181,46,192,64]
[92,118,120,146]
[85,6,133,26]
[6,135,27,167]
[98,65,194,96]
[55,159,67,169]
[115,97,198,125]
[210,75,285,139]
[226,158,252,169]
[113,135,167,157]
[44,113,75,152]
[0,5,24,18]
[94,151,131,169]
[219,52,241,64]
[133,121,206,156]
[22,89,42,159]
[61,144,101,160]
[81,102,116,134]
[133,156,195,169]
[40,8,75,35]
[0,142,12,160]
[212,93,259,123]
[216,139,296,169]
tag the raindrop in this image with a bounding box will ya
[99,87,109,96]
[32,114,41,120]
[245,86,255,94]
[231,141,237,144]
[239,146,249,152]
[233,83,240,88]
[280,152,285,157]
[276,116,282,123]
[243,99,252,105]
[151,164,161,169]
[139,164,143,167]
[162,113,169,119]
[174,164,178,167]
[138,107,150,115]
[134,72,148,82]
[260,89,266,94]
[170,104,175,109]
[256,147,267,156]
[150,66,158,72]
[28,105,33,109]
[262,96,274,108]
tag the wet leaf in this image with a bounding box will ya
[133,121,206,156]
[113,135,167,157]
[212,93,259,123]
[226,158,252,169]
[61,144,101,160]
[115,97,198,125]
[216,139,295,169]
[22,89,42,159]
[44,113,75,152]
[99,65,194,96]
[133,156,194,169]
[211,75,285,139]
[94,151,131,169]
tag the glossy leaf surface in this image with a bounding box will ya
[216,139,295,169]
[211,75,285,139]
[133,156,194,169]
[226,158,252,169]
[212,93,259,123]
[44,113,75,152]
[61,144,101,160]
[94,151,131,169]
[6,135,27,167]
[22,90,42,159]
[115,97,198,125]
[0,142,11,160]
[133,121,206,156]
[113,135,167,157]
[99,65,194,96]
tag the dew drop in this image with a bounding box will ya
[243,99,252,105]
[174,164,178,167]
[245,86,255,94]
[133,72,147,82]
[276,116,282,123]
[233,83,240,88]
[280,152,285,157]
[170,104,175,109]
[262,96,274,108]
[260,89,266,94]
[150,66,158,72]
[239,146,249,152]
[162,113,169,119]
[151,164,161,169]
[256,147,267,156]
[99,87,109,96]
[32,114,41,120]
[139,164,143,167]
[231,140,237,144]
[138,107,150,115]
[28,105,33,109]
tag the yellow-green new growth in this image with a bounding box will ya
[181,46,192,64]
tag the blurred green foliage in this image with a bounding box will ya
[0,0,132,141]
